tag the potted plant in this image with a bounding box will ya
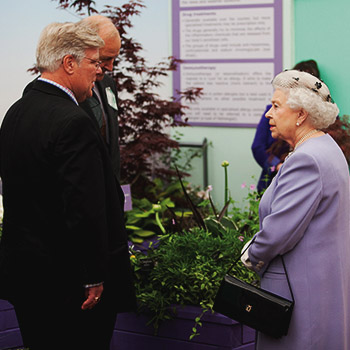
[113,164,260,349]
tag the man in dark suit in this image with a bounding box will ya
[0,21,135,350]
[80,15,122,181]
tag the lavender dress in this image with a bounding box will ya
[248,134,350,350]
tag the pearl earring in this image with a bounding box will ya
[296,122,300,126]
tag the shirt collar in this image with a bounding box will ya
[38,77,78,105]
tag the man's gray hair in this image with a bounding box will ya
[80,15,120,40]
[36,21,105,73]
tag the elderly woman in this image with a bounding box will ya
[243,70,350,349]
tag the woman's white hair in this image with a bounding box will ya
[272,70,339,129]
[36,21,104,73]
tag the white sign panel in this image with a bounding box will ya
[180,7,274,60]
[172,0,282,127]
[180,0,274,7]
[180,62,274,125]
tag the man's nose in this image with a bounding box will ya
[96,65,103,74]
[102,59,114,72]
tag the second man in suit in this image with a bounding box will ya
[80,15,122,181]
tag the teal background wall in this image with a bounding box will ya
[294,0,350,117]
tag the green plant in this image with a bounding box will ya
[221,160,230,209]
[125,194,175,243]
[130,184,261,337]
[131,227,257,334]
[125,176,211,243]
[229,183,261,236]
[129,165,261,338]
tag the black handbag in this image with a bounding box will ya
[213,239,294,338]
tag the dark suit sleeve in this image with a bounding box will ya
[54,112,109,285]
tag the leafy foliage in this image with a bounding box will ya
[55,0,98,15]
[125,177,210,243]
[125,191,176,243]
[130,188,261,336]
[229,188,261,236]
[131,228,257,335]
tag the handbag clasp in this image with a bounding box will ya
[245,305,252,312]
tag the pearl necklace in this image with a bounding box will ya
[294,129,320,150]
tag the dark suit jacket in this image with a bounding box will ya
[80,75,121,181]
[0,80,135,312]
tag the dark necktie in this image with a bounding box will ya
[87,92,107,141]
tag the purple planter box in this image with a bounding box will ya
[112,305,255,350]
[0,300,23,350]
[0,300,256,350]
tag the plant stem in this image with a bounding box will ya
[221,160,230,216]
[155,212,166,234]
[224,166,228,207]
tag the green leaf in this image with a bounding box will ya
[125,225,142,231]
[130,237,144,244]
[134,230,157,238]
[174,211,193,217]
[220,216,239,231]
[160,197,175,208]
[203,217,226,236]
[134,210,154,218]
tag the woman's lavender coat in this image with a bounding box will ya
[249,134,350,349]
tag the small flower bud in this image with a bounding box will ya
[152,204,162,212]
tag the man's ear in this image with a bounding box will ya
[61,55,76,75]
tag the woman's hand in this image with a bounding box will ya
[241,240,254,270]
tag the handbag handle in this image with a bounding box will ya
[227,237,295,303]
